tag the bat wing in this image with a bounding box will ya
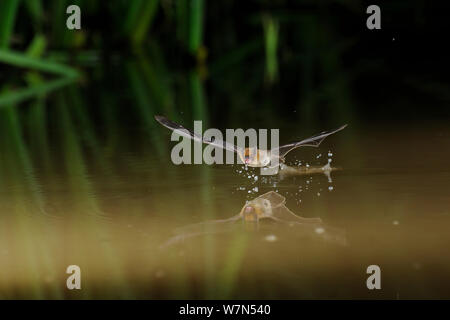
[172,214,242,235]
[160,215,242,248]
[254,191,286,208]
[276,124,347,158]
[155,115,239,154]
[271,205,323,224]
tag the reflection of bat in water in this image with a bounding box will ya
[277,162,340,182]
[161,191,346,248]
[155,115,347,169]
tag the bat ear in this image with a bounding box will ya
[256,191,285,208]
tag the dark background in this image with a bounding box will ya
[2,0,449,124]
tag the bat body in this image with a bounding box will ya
[155,115,347,168]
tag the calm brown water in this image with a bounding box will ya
[0,117,449,299]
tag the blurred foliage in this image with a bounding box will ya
[1,0,447,123]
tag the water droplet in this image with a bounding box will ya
[315,227,325,234]
[264,234,277,242]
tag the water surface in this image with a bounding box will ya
[0,96,448,299]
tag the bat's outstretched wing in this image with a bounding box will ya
[172,215,242,235]
[160,215,242,249]
[271,206,323,224]
[155,115,239,153]
[254,191,286,208]
[276,124,347,158]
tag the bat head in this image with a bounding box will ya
[242,147,257,165]
[240,198,273,221]
[241,147,272,167]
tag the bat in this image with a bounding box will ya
[155,115,347,168]
[160,191,346,248]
